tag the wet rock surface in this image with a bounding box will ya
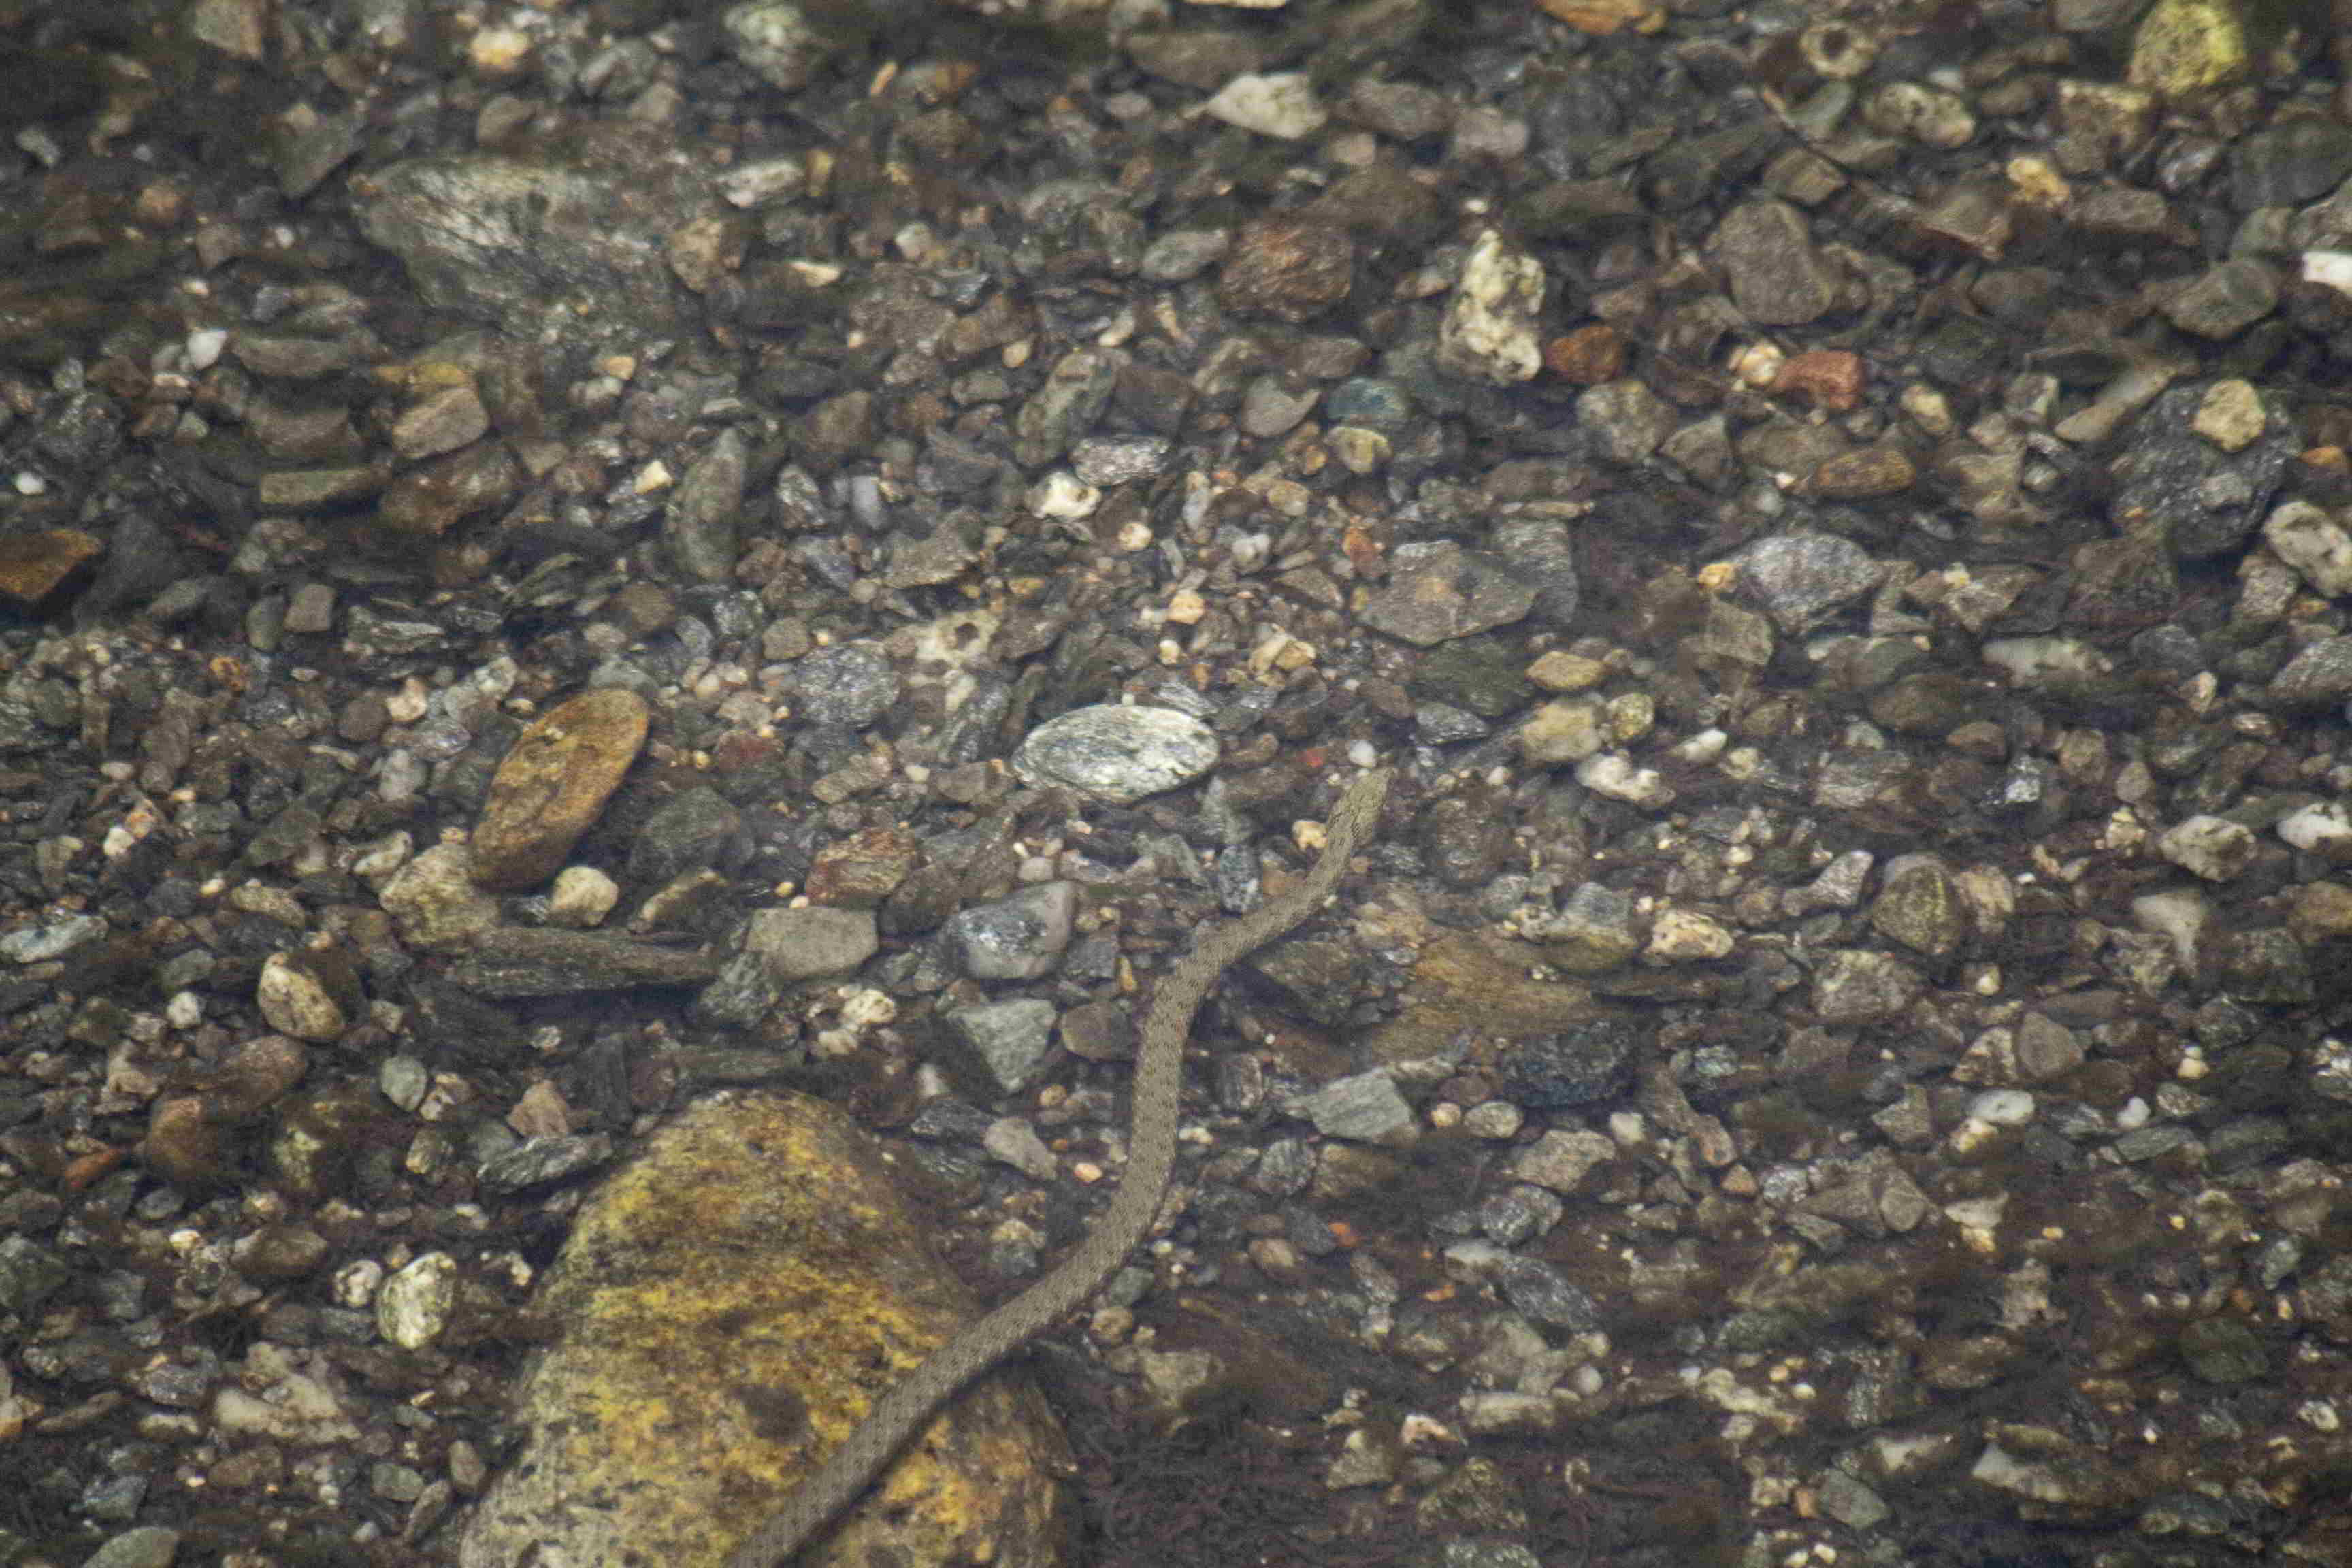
[5,1,2352,1566]
[457,1090,1068,1568]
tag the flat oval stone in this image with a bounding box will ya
[472,687,649,892]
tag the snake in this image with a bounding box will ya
[723,764,1394,1568]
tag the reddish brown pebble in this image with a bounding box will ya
[61,1145,128,1194]
[1218,218,1354,323]
[1545,323,1627,385]
[1775,349,1865,411]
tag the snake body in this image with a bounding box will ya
[723,766,1392,1568]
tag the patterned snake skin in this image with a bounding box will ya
[722,766,1393,1567]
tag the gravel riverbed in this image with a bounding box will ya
[4,0,2352,1565]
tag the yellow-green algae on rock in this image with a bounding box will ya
[2128,0,2249,97]
[457,1089,1071,1567]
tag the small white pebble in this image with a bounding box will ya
[1968,1089,2035,1126]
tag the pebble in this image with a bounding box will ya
[1201,72,1328,140]
[1291,1070,1417,1145]
[376,1252,459,1350]
[1013,705,1218,803]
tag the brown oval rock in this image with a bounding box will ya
[235,1223,331,1280]
[141,1034,313,1187]
[210,1034,312,1119]
[472,687,650,892]
[142,1094,227,1187]
[457,1090,1070,1568]
[1810,444,1918,500]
